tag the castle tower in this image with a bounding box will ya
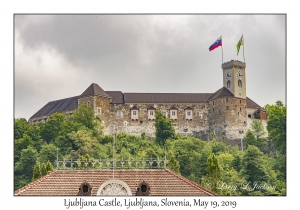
[222,60,246,99]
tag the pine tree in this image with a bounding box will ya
[207,154,222,192]
[32,161,41,181]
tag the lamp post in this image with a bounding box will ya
[239,130,244,151]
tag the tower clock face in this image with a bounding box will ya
[225,72,231,80]
[236,71,243,79]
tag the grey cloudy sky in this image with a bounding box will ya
[14,14,286,120]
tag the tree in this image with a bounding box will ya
[39,144,57,164]
[14,146,38,179]
[14,118,29,139]
[264,101,286,154]
[242,145,268,185]
[32,161,41,181]
[168,156,180,174]
[41,161,53,176]
[68,129,98,156]
[72,103,100,130]
[154,110,175,145]
[207,153,222,192]
[251,119,266,139]
[40,113,65,144]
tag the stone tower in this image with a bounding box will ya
[208,60,248,143]
[222,60,246,99]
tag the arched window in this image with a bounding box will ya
[238,80,242,87]
[227,80,231,88]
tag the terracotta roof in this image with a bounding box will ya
[208,87,235,101]
[14,169,217,196]
[124,93,213,103]
[80,83,111,98]
[246,97,262,109]
[29,96,79,120]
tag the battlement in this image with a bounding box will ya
[222,60,246,70]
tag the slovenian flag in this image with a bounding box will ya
[209,36,222,51]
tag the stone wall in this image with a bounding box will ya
[96,100,210,139]
[208,97,247,140]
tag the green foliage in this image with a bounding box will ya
[15,146,38,180]
[154,110,175,145]
[72,103,101,130]
[244,120,268,151]
[168,156,180,174]
[242,145,268,185]
[14,134,34,163]
[32,161,41,181]
[14,118,29,139]
[40,113,65,144]
[207,154,222,192]
[39,144,57,165]
[251,119,266,139]
[68,129,98,156]
[264,101,286,154]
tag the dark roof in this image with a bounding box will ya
[124,93,213,103]
[105,91,124,103]
[29,96,79,120]
[208,87,235,101]
[185,106,193,110]
[14,169,217,196]
[246,97,262,109]
[80,83,111,98]
[130,106,139,110]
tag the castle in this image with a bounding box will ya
[28,60,267,142]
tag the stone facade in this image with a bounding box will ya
[28,60,267,142]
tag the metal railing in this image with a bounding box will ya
[55,158,168,170]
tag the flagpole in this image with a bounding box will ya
[221,45,223,65]
[243,35,245,63]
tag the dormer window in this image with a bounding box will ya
[170,107,178,120]
[148,107,156,120]
[185,107,193,120]
[131,106,139,120]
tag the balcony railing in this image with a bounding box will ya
[55,158,168,170]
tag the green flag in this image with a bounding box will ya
[236,35,244,55]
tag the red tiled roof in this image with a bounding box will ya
[14,169,217,196]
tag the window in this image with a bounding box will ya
[219,110,221,115]
[185,110,193,120]
[87,101,90,105]
[248,114,252,118]
[226,98,228,103]
[240,100,242,104]
[226,106,229,110]
[150,111,154,116]
[227,80,231,88]
[170,109,177,120]
[97,108,101,114]
[240,107,242,111]
[213,101,215,105]
[148,109,155,120]
[131,109,139,120]
[163,111,167,117]
[238,80,242,87]
[117,110,122,117]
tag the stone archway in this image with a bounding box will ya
[96,179,132,195]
